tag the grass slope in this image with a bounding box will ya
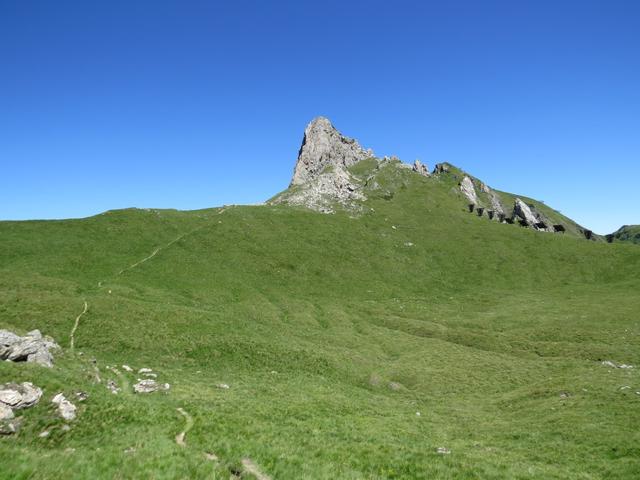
[610,225,640,245]
[1,165,639,479]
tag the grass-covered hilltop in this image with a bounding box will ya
[1,118,639,479]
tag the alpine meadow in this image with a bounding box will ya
[1,117,639,479]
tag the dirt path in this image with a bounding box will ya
[242,458,272,480]
[175,407,193,447]
[69,300,88,350]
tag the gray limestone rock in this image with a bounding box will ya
[134,379,158,393]
[0,403,14,421]
[51,393,77,421]
[0,382,43,410]
[290,117,372,186]
[412,160,430,176]
[513,198,539,226]
[433,163,450,174]
[0,329,60,367]
[460,176,478,205]
[272,117,374,213]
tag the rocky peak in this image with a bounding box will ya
[290,117,373,186]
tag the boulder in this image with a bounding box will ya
[0,329,60,367]
[133,379,160,393]
[0,382,43,410]
[513,198,539,226]
[51,393,77,421]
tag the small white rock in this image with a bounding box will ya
[217,383,230,390]
[436,447,451,455]
[138,368,153,374]
[51,393,77,421]
[122,365,133,372]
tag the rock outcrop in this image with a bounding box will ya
[412,160,430,176]
[272,117,374,213]
[513,198,539,226]
[460,176,478,205]
[0,329,60,367]
[290,117,372,186]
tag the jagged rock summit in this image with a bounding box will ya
[271,117,375,213]
[290,117,373,186]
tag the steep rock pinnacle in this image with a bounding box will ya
[290,117,373,186]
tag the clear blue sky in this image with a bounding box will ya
[1,1,638,234]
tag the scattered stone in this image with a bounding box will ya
[133,379,159,394]
[106,380,120,394]
[122,365,133,372]
[0,329,60,367]
[217,383,230,390]
[124,447,136,454]
[61,424,71,432]
[51,393,77,421]
[388,382,402,391]
[602,360,634,369]
[559,392,570,398]
[416,411,421,417]
[620,386,631,390]
[75,391,89,402]
[64,447,75,454]
[436,447,451,455]
[404,242,414,247]
[138,368,153,374]
[204,452,219,461]
[0,382,43,409]
[142,372,157,378]
[38,429,51,438]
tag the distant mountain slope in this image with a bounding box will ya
[272,117,601,242]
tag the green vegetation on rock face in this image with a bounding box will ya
[609,225,640,244]
[1,163,639,479]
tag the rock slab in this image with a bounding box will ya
[0,329,60,367]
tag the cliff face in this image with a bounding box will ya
[290,117,373,186]
[271,117,375,213]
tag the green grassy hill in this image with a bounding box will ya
[609,225,640,245]
[1,161,639,479]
